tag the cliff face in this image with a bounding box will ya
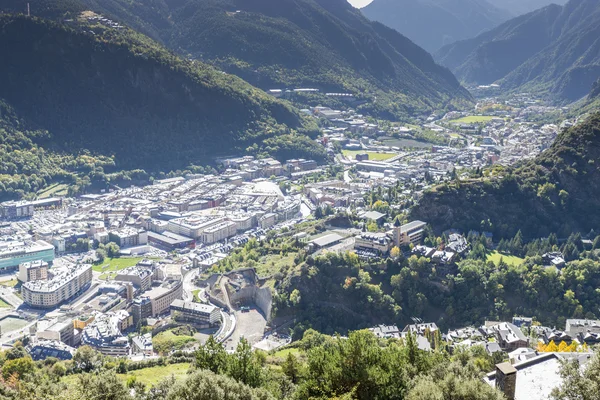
[412,113,600,238]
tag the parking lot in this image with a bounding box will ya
[223,307,267,352]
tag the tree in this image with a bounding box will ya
[73,345,103,372]
[510,230,524,256]
[281,353,301,384]
[228,339,263,388]
[106,242,121,258]
[314,207,324,219]
[408,372,505,400]
[1,357,35,380]
[76,371,129,400]
[195,336,228,375]
[390,246,401,259]
[5,346,27,360]
[593,235,600,250]
[552,353,600,400]
[558,341,569,352]
[167,369,274,400]
[289,289,301,306]
[96,248,107,263]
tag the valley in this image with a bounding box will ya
[0,0,599,399]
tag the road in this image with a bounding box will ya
[182,268,198,301]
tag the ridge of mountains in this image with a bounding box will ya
[3,0,472,120]
[361,0,512,53]
[486,0,568,16]
[435,0,600,102]
[411,112,600,239]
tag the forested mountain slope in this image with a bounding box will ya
[5,0,472,119]
[436,0,600,102]
[362,0,512,53]
[0,14,323,199]
[412,112,600,238]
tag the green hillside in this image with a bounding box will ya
[436,0,600,102]
[10,0,472,120]
[412,112,600,238]
[0,14,325,199]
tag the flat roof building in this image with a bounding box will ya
[22,263,92,308]
[0,240,55,272]
[81,311,131,357]
[170,299,221,326]
[144,278,183,317]
[18,260,49,283]
[147,231,195,250]
[393,220,426,247]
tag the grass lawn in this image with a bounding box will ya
[342,150,395,161]
[255,253,297,277]
[118,363,191,387]
[153,330,196,354]
[272,347,301,358]
[0,279,19,288]
[449,115,495,124]
[63,363,191,388]
[0,298,11,308]
[487,251,524,266]
[192,289,202,303]
[93,257,144,273]
[37,183,69,199]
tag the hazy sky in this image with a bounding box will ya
[347,0,374,8]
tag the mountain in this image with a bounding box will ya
[591,79,600,100]
[436,0,600,102]
[411,112,600,239]
[7,0,472,120]
[361,0,512,53]
[487,0,568,16]
[0,14,325,199]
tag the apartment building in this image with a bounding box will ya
[143,279,183,317]
[108,228,148,248]
[170,299,221,326]
[167,216,226,239]
[393,220,427,247]
[201,220,237,244]
[18,260,49,282]
[81,311,131,357]
[115,266,153,292]
[22,264,92,308]
[354,232,392,254]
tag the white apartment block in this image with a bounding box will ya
[22,264,93,308]
[167,216,226,239]
[18,260,49,283]
[201,221,237,244]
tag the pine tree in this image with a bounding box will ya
[282,353,301,384]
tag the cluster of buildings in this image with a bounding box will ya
[14,256,224,358]
[370,316,598,400]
